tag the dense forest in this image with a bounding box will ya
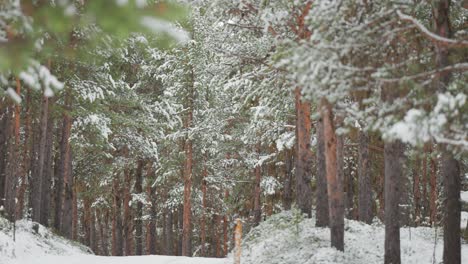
[0,1,467,264]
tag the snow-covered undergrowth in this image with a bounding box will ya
[236,210,468,264]
[0,216,89,263]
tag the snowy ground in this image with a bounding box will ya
[0,217,226,264]
[8,255,227,264]
[2,210,468,264]
[232,210,468,264]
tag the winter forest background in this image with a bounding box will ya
[0,1,467,264]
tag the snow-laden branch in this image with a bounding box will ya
[377,63,468,83]
[396,10,468,48]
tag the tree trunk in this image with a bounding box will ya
[182,104,193,256]
[320,98,344,251]
[282,149,293,210]
[344,145,355,219]
[431,1,461,263]
[40,104,54,227]
[253,144,262,225]
[413,156,421,225]
[83,197,92,247]
[358,131,373,224]
[316,115,329,226]
[384,140,404,264]
[32,95,49,223]
[201,157,208,256]
[3,105,17,222]
[422,145,428,218]
[0,103,9,213]
[294,88,313,217]
[178,205,183,255]
[146,163,157,255]
[123,167,133,256]
[134,160,144,255]
[166,210,174,255]
[429,151,437,225]
[72,180,78,240]
[112,177,123,256]
[17,87,31,220]
[59,90,73,238]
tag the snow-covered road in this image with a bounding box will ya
[8,255,228,264]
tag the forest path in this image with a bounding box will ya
[9,255,229,264]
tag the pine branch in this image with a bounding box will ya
[396,10,468,48]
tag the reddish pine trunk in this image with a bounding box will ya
[16,87,31,219]
[4,78,21,222]
[316,114,329,226]
[294,88,313,217]
[320,98,344,251]
[358,131,373,224]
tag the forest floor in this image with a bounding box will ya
[1,210,467,264]
[235,210,468,264]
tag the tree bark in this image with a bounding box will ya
[40,104,54,227]
[358,131,373,224]
[429,147,437,225]
[31,95,49,223]
[294,88,313,217]
[17,87,31,220]
[253,144,262,225]
[0,103,9,213]
[134,160,144,255]
[282,149,293,210]
[112,177,123,256]
[182,95,193,256]
[431,1,461,263]
[412,156,421,225]
[146,163,157,255]
[58,90,72,238]
[384,140,404,264]
[123,166,134,256]
[201,156,208,256]
[321,99,344,251]
[316,115,329,226]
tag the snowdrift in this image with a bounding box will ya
[0,217,89,263]
[235,210,468,264]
